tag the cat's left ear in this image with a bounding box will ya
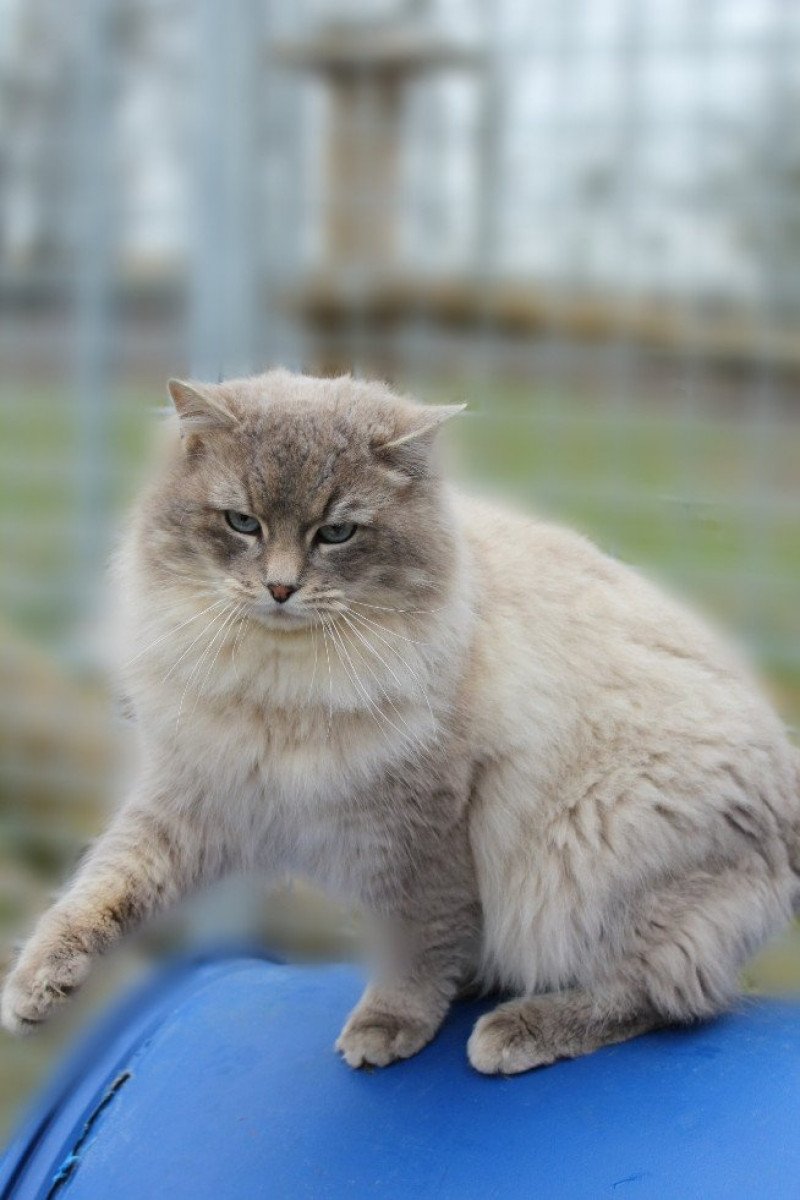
[375,403,465,478]
[167,379,237,437]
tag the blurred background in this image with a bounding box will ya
[1,0,799,1138]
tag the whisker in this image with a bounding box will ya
[345,610,437,727]
[124,596,229,669]
[346,609,433,648]
[161,601,233,686]
[338,616,427,750]
[306,622,320,707]
[188,602,245,719]
[325,618,419,752]
[230,607,249,680]
[340,614,427,724]
[174,602,237,725]
[177,602,240,726]
[324,618,392,745]
[321,620,334,737]
[349,600,442,616]
[305,604,346,618]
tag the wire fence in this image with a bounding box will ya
[2,0,798,664]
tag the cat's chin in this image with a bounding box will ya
[248,607,315,634]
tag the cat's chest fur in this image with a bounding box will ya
[174,692,434,897]
[179,686,432,811]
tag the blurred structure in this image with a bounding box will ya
[1,0,799,1135]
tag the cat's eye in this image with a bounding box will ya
[225,510,261,535]
[317,522,357,545]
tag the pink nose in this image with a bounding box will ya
[267,583,296,604]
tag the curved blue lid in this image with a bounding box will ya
[2,952,799,1199]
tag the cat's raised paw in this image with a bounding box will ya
[1,946,89,1036]
[467,1003,558,1075]
[336,1009,434,1068]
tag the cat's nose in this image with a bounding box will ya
[267,582,297,604]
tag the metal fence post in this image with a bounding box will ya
[73,0,117,636]
[189,0,262,382]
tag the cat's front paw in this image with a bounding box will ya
[336,1007,436,1069]
[1,937,90,1036]
[467,1004,556,1075]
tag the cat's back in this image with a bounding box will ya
[455,490,792,777]
[457,489,725,667]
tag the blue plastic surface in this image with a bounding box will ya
[2,951,799,1199]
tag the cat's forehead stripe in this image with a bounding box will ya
[207,479,250,510]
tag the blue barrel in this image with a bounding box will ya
[2,950,799,1198]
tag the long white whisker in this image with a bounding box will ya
[338,615,427,750]
[324,618,392,745]
[349,600,442,616]
[188,603,245,719]
[346,609,432,648]
[340,612,416,698]
[321,620,334,737]
[174,602,236,725]
[161,601,233,686]
[306,622,320,707]
[125,597,229,669]
[340,613,428,732]
[231,608,249,680]
[326,618,418,751]
[345,610,436,727]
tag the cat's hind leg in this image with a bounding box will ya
[468,990,657,1075]
[468,858,788,1075]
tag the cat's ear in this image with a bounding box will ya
[167,379,237,436]
[374,403,465,478]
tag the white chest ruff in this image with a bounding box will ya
[172,695,434,877]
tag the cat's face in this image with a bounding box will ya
[141,371,462,633]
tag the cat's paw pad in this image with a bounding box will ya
[336,1010,433,1068]
[1,948,89,1036]
[467,1005,556,1075]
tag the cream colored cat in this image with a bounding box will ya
[3,370,799,1074]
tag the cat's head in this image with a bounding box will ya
[138,370,463,632]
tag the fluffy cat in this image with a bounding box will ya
[3,370,799,1075]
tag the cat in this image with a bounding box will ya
[3,369,799,1075]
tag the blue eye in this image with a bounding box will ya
[317,522,357,545]
[225,510,260,535]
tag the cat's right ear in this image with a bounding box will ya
[167,379,237,437]
[373,402,466,481]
